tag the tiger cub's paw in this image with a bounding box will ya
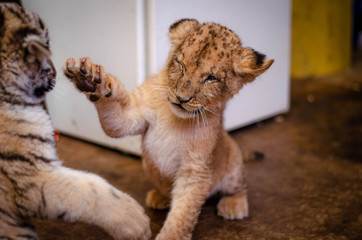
[63,57,113,102]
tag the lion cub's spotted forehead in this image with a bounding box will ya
[175,23,242,67]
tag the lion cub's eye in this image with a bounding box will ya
[174,58,185,73]
[204,75,219,83]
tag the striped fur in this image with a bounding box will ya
[0,3,150,240]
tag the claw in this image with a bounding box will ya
[65,58,75,73]
[80,66,87,75]
[94,66,101,83]
[80,58,87,74]
[66,58,74,65]
[64,73,73,79]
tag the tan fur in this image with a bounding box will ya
[64,19,273,240]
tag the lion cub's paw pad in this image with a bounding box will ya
[63,57,112,101]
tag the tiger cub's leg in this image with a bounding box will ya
[0,217,38,240]
[37,167,151,240]
[0,175,39,240]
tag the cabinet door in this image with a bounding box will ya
[23,0,145,155]
[147,0,291,130]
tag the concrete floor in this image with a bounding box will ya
[33,56,362,239]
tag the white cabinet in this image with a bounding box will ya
[23,0,291,155]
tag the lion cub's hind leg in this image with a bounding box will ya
[217,192,249,220]
[216,158,249,220]
[146,188,170,210]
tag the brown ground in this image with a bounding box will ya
[33,55,362,240]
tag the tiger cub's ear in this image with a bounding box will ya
[168,18,199,46]
[27,40,51,59]
[232,47,274,84]
[24,36,51,64]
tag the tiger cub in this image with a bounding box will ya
[0,3,150,240]
[64,19,273,240]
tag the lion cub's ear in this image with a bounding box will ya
[233,47,274,84]
[168,18,200,45]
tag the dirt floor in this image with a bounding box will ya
[33,55,362,240]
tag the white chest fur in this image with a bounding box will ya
[143,121,183,178]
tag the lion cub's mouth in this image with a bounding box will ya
[168,98,201,115]
[172,102,186,110]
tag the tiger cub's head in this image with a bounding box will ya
[166,19,273,119]
[0,3,56,105]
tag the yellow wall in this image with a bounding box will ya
[291,0,352,78]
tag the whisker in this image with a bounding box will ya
[204,110,208,127]
[203,109,208,126]
[189,112,193,130]
[47,84,67,101]
[152,87,168,92]
[192,111,196,129]
[192,113,198,140]
[203,106,221,116]
[199,109,206,127]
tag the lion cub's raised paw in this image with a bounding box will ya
[63,57,114,102]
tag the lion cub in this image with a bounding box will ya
[64,19,273,240]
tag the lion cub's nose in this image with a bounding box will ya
[176,95,192,103]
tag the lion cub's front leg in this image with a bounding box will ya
[156,165,213,240]
[64,57,147,138]
[64,57,126,102]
